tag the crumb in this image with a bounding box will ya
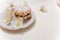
[40,6,47,13]
[16,21,20,26]
[57,2,60,7]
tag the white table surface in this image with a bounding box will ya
[0,0,59,40]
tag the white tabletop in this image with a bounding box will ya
[0,0,59,40]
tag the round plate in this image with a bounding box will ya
[0,11,35,30]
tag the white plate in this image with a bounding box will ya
[0,10,35,30]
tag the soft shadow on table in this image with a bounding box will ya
[0,20,35,34]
